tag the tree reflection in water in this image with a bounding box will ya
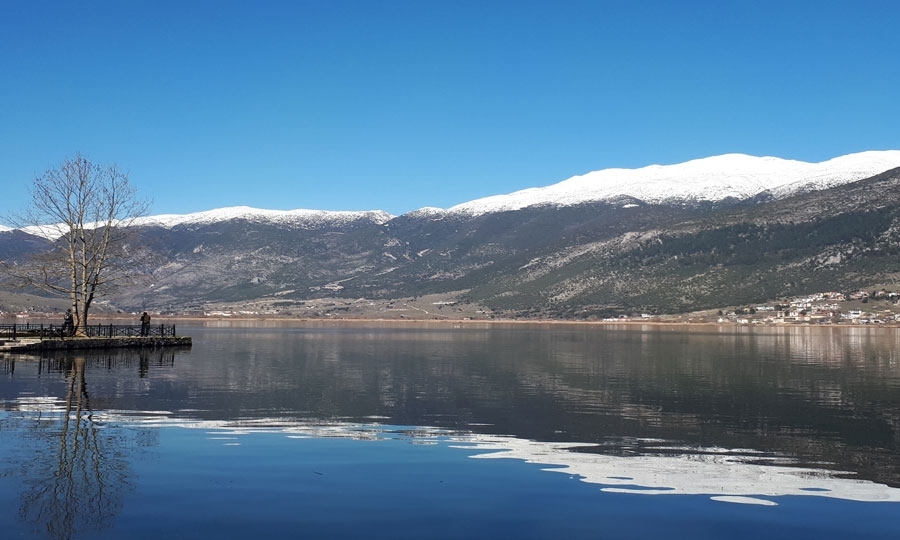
[14,355,136,540]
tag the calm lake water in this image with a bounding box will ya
[2,321,900,539]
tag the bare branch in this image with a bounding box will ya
[2,154,149,333]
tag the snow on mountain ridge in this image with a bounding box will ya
[135,206,394,229]
[12,207,394,240]
[403,207,447,219]
[447,151,900,215]
[6,151,900,237]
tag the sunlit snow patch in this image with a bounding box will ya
[711,496,777,506]
[450,434,900,505]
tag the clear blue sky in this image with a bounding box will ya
[2,0,899,222]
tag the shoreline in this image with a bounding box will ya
[4,315,895,329]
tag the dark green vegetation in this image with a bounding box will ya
[3,167,900,318]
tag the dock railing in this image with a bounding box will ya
[0,323,178,340]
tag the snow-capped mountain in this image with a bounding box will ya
[28,150,892,231]
[4,156,900,319]
[446,151,900,215]
[132,206,394,229]
[14,206,394,240]
[6,151,900,236]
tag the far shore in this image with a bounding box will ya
[4,314,899,329]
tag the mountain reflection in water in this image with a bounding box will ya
[162,322,900,486]
[11,407,899,508]
[2,322,900,537]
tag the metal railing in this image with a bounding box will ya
[84,323,177,338]
[0,323,178,340]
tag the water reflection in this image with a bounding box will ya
[1,352,171,540]
[456,434,900,505]
[152,323,900,486]
[2,323,900,537]
[9,406,898,508]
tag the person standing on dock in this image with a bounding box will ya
[140,312,151,336]
[62,309,74,337]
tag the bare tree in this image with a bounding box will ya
[4,154,149,335]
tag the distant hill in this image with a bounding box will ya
[3,152,900,318]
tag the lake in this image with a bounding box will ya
[2,321,899,539]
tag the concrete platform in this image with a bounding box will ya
[0,336,192,353]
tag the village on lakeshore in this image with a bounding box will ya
[706,290,900,326]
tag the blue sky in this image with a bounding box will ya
[2,0,899,221]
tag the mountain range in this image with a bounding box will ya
[3,151,900,318]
